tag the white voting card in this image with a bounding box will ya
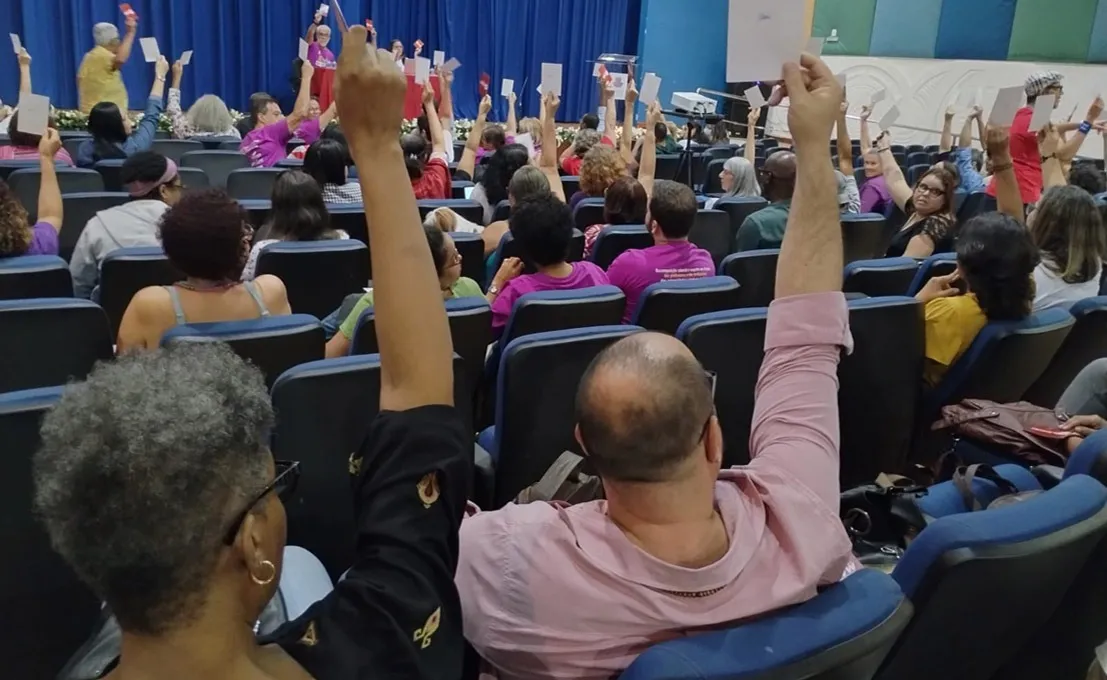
[726,0,806,82]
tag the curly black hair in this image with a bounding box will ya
[481,143,531,206]
[957,212,1040,321]
[509,193,573,266]
[159,188,250,281]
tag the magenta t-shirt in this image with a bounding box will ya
[26,222,59,256]
[307,42,336,69]
[241,118,322,168]
[492,261,611,333]
[607,241,714,322]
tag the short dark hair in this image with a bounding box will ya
[654,122,668,143]
[957,212,1040,321]
[424,222,448,275]
[87,102,128,161]
[121,152,171,200]
[1069,163,1107,196]
[159,188,250,281]
[576,333,714,483]
[482,124,507,151]
[648,180,698,238]
[34,343,272,634]
[7,110,56,148]
[263,170,333,242]
[482,143,531,205]
[581,113,600,130]
[400,133,429,180]
[248,93,278,128]
[303,139,348,187]
[508,193,573,267]
[604,177,647,225]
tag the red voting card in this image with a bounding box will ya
[365,19,374,30]
[119,3,137,19]
[479,73,491,97]
[415,39,424,50]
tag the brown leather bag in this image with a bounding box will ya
[931,399,1069,467]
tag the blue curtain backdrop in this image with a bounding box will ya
[0,0,637,121]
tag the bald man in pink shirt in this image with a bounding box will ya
[455,53,859,680]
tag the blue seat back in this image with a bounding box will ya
[0,298,113,392]
[160,314,324,388]
[59,192,130,262]
[0,159,40,180]
[150,139,204,162]
[906,164,930,186]
[841,213,891,264]
[451,179,474,199]
[718,249,778,308]
[490,199,512,223]
[0,254,72,300]
[712,196,769,240]
[572,197,605,232]
[416,199,484,225]
[928,307,1075,410]
[621,570,912,680]
[0,387,101,679]
[91,159,127,191]
[632,276,741,336]
[501,286,627,348]
[956,191,996,222]
[196,136,241,151]
[842,257,920,298]
[702,158,727,194]
[177,166,210,188]
[589,225,653,270]
[448,231,486,289]
[226,167,284,199]
[654,154,682,181]
[489,229,586,277]
[270,354,470,578]
[688,209,733,267]
[884,476,1107,680]
[326,203,370,249]
[840,297,924,485]
[179,150,249,188]
[8,168,105,220]
[560,176,581,199]
[490,326,643,506]
[1023,297,1107,407]
[99,246,184,337]
[906,253,957,296]
[255,240,369,319]
[677,308,767,466]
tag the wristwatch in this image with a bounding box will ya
[488,283,500,296]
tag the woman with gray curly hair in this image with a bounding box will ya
[41,27,471,680]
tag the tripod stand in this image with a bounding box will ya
[668,110,724,192]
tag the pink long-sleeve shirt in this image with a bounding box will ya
[456,291,858,680]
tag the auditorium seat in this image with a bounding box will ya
[150,139,204,162]
[61,135,90,162]
[839,297,924,486]
[561,176,580,199]
[621,569,912,680]
[632,276,741,336]
[906,164,930,187]
[926,307,1075,411]
[99,246,183,337]
[0,255,72,300]
[878,475,1107,680]
[677,308,767,466]
[351,297,492,403]
[489,229,585,276]
[285,139,305,155]
[480,325,643,506]
[689,209,734,266]
[8,167,104,220]
[956,192,995,223]
[177,166,210,189]
[0,160,40,180]
[589,225,652,269]
[197,136,241,150]
[0,298,112,392]
[906,151,930,167]
[275,159,303,169]
[841,213,891,264]
[842,257,919,297]
[226,167,284,200]
[58,192,130,262]
[572,197,605,232]
[238,198,270,229]
[906,252,957,296]
[417,199,484,225]
[255,240,369,319]
[160,314,324,388]
[1022,297,1107,408]
[0,387,101,680]
[451,179,474,199]
[270,353,471,578]
[91,159,126,191]
[180,150,249,188]
[499,287,626,348]
[718,250,778,308]
[490,200,511,223]
[654,154,682,181]
[703,158,726,194]
[327,204,370,249]
[712,196,769,240]
[218,140,243,151]
[854,167,867,186]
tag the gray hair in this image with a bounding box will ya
[723,156,761,198]
[93,22,120,47]
[34,344,273,635]
[186,95,234,135]
[508,165,550,202]
[573,129,602,156]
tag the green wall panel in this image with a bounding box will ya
[813,0,879,56]
[1008,0,1099,62]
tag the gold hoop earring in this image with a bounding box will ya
[250,559,276,586]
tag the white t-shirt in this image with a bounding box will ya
[1032,258,1102,312]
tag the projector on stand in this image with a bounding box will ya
[670,92,718,116]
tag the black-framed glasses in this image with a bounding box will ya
[700,370,718,442]
[915,184,945,198]
[222,460,301,545]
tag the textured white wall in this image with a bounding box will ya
[763,55,1107,159]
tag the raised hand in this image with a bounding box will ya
[747,106,761,125]
[971,105,984,120]
[124,13,138,31]
[1087,96,1104,125]
[985,124,1012,159]
[544,91,561,118]
[335,25,407,151]
[314,10,324,24]
[301,59,315,81]
[945,105,956,119]
[38,128,62,157]
[508,91,517,108]
[172,60,184,79]
[626,78,638,105]
[859,104,872,121]
[647,100,662,126]
[781,53,843,150]
[478,94,492,117]
[421,78,435,106]
[17,48,30,67]
[874,130,891,152]
[155,56,170,80]
[915,271,962,303]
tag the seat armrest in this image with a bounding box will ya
[1032,464,1065,490]
[472,443,495,510]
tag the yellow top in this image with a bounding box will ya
[923,294,987,386]
[77,46,128,114]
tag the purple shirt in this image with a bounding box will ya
[307,42,335,69]
[859,175,892,215]
[26,222,59,256]
[491,261,610,333]
[241,118,322,168]
[607,241,715,322]
[457,292,859,680]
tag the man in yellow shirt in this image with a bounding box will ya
[77,15,138,114]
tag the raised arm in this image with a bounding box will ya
[505,92,518,136]
[285,60,315,134]
[123,57,167,154]
[437,66,455,124]
[603,87,617,141]
[1057,97,1104,161]
[540,92,566,202]
[940,106,955,153]
[114,16,138,69]
[750,53,847,509]
[17,49,31,94]
[306,10,323,42]
[877,133,913,210]
[422,81,446,154]
[457,95,490,180]
[986,124,1024,222]
[959,107,981,149]
[1037,123,1068,191]
[36,129,64,231]
[639,102,661,200]
[318,100,338,129]
[620,77,638,166]
[148,56,168,102]
[858,105,873,153]
[745,107,759,163]
[835,101,853,176]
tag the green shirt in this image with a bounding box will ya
[338,276,484,340]
[735,200,793,251]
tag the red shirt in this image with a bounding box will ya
[986,106,1041,204]
[560,136,614,176]
[412,156,451,200]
